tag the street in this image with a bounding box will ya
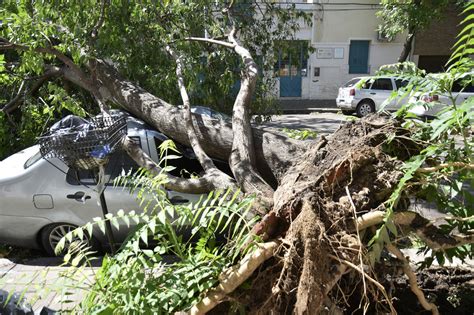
[258,112,346,136]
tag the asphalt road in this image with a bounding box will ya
[258,112,347,136]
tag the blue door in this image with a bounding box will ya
[278,41,307,97]
[280,76,301,97]
[349,40,370,74]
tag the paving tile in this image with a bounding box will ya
[0,258,16,278]
[31,291,57,314]
[0,257,99,312]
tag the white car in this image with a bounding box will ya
[336,76,409,117]
[408,80,474,117]
[0,115,216,255]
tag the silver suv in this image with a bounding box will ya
[0,115,215,255]
[336,77,409,117]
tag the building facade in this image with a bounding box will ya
[273,0,460,104]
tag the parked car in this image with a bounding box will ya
[0,114,228,255]
[336,76,409,117]
[407,78,474,118]
[191,106,231,122]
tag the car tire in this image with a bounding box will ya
[40,223,100,256]
[356,101,375,117]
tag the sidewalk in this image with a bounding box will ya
[0,257,98,314]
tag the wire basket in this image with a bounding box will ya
[38,113,127,170]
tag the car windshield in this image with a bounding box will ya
[24,150,42,169]
[343,78,360,88]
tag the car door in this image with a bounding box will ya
[62,136,148,243]
[147,131,206,206]
[369,78,395,110]
[393,78,410,110]
[99,134,160,241]
[453,80,474,106]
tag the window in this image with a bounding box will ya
[153,137,204,178]
[66,137,141,186]
[395,79,409,90]
[343,78,360,88]
[452,80,474,93]
[370,79,393,91]
[349,40,370,74]
[24,151,42,169]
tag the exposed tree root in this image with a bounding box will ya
[189,115,473,314]
[189,241,279,315]
[386,243,440,315]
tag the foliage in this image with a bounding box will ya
[369,1,474,267]
[1,1,311,158]
[48,141,259,313]
[377,0,451,40]
[281,127,317,140]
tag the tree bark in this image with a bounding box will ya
[81,59,307,187]
[227,29,275,207]
[398,29,415,63]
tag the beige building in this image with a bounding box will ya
[273,0,459,103]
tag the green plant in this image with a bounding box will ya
[368,2,474,267]
[281,127,317,140]
[50,142,259,313]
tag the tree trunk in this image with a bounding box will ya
[398,30,415,63]
[79,60,307,188]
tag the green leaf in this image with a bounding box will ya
[76,228,84,241]
[140,229,149,245]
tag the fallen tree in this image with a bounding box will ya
[1,1,473,314]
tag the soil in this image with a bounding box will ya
[0,244,43,263]
[392,266,474,315]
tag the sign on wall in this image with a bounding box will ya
[316,48,333,59]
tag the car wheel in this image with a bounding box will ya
[356,101,375,117]
[40,223,100,256]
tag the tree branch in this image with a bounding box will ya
[416,162,474,173]
[165,45,213,172]
[165,45,236,189]
[356,211,474,250]
[184,37,235,48]
[90,0,109,40]
[189,241,279,315]
[122,136,213,194]
[0,38,108,111]
[386,243,439,315]
[1,67,63,114]
[1,80,25,112]
[226,26,275,205]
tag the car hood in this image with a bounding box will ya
[0,146,40,182]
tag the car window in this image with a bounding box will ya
[66,137,141,186]
[370,79,393,91]
[24,151,42,169]
[395,79,409,90]
[154,137,203,178]
[452,80,474,93]
[343,78,360,88]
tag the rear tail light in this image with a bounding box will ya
[420,94,439,102]
[349,88,355,96]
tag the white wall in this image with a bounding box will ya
[276,0,407,100]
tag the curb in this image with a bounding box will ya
[280,108,341,114]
